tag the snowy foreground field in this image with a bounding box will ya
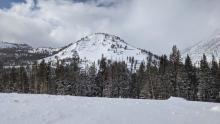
[0,93,220,124]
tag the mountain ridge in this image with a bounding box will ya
[182,30,220,64]
[0,41,60,65]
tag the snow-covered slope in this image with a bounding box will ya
[182,30,220,64]
[0,41,59,55]
[44,33,159,68]
[0,93,220,124]
[0,41,32,49]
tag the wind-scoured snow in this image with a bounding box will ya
[0,93,220,124]
[44,33,159,69]
[182,29,220,64]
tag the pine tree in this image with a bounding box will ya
[0,61,3,91]
[136,62,145,98]
[30,61,38,93]
[9,67,18,92]
[113,61,129,98]
[158,55,171,99]
[182,55,198,100]
[169,45,182,97]
[96,56,108,97]
[55,60,65,81]
[38,60,48,93]
[46,62,54,94]
[216,60,220,101]
[129,73,137,98]
[144,64,159,99]
[1,69,10,92]
[0,61,3,70]
[87,62,97,96]
[18,66,29,93]
[210,55,219,101]
[69,53,80,95]
[198,54,213,101]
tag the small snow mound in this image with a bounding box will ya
[210,106,220,112]
[168,97,186,101]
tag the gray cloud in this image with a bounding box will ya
[0,0,220,55]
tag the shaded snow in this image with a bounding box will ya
[0,93,220,124]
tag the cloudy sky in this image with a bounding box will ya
[0,0,220,54]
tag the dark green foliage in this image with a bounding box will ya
[136,62,145,98]
[95,56,108,97]
[18,66,29,93]
[181,55,198,100]
[197,54,213,101]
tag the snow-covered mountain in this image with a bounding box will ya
[0,41,59,65]
[0,41,59,55]
[182,30,220,64]
[0,41,32,49]
[44,33,159,69]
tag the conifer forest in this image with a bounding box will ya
[0,45,219,103]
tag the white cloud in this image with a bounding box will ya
[0,0,220,54]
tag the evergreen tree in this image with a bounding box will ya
[182,55,198,100]
[0,61,4,92]
[46,62,54,94]
[198,54,213,101]
[18,66,29,93]
[144,64,159,99]
[216,60,220,101]
[169,45,182,97]
[210,55,219,101]
[87,62,97,96]
[136,62,145,98]
[96,56,108,97]
[55,60,65,81]
[1,69,10,92]
[129,73,137,98]
[30,61,38,93]
[110,61,129,98]
[38,60,48,93]
[69,53,80,95]
[158,55,171,99]
[9,67,18,92]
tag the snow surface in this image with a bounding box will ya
[182,30,220,64]
[44,33,159,69]
[0,93,220,124]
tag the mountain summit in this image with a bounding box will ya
[182,30,220,64]
[44,33,159,69]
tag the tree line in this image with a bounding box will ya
[0,45,220,102]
